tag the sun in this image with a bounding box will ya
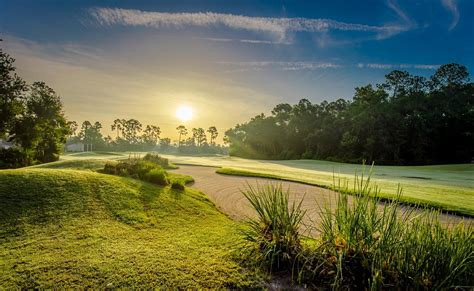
[176,105,193,122]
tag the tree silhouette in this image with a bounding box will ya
[111,119,124,139]
[176,125,187,147]
[207,126,218,145]
[143,125,161,146]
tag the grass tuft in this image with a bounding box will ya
[241,183,305,272]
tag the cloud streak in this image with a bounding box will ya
[192,37,292,45]
[219,61,440,72]
[441,0,460,30]
[89,7,410,41]
[357,63,439,70]
[386,0,414,26]
[217,61,341,72]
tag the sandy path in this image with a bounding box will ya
[172,165,470,233]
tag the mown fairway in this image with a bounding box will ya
[0,165,261,288]
[160,154,474,216]
[58,152,474,216]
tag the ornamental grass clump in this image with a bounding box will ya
[241,183,306,272]
[301,167,474,289]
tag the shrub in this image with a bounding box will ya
[143,153,171,168]
[241,183,305,271]
[102,162,118,175]
[0,148,33,169]
[102,158,169,186]
[145,168,169,186]
[171,180,185,190]
[102,159,156,179]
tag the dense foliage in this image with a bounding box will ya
[226,64,473,165]
[0,43,70,168]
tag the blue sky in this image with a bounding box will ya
[1,0,473,140]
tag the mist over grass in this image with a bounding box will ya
[165,154,474,216]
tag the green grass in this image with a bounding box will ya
[158,155,473,217]
[0,168,261,288]
[30,158,111,171]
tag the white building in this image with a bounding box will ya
[65,143,85,152]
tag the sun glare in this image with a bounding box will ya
[176,105,193,121]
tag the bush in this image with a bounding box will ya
[0,148,33,169]
[145,168,169,186]
[143,153,171,168]
[170,180,185,190]
[102,158,170,186]
[103,161,118,175]
[241,184,305,271]
[102,159,156,178]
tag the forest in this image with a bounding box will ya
[225,64,474,165]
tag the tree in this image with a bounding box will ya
[176,125,187,147]
[159,137,171,151]
[122,119,142,144]
[79,121,105,150]
[111,119,125,139]
[207,126,218,145]
[192,128,206,147]
[197,128,207,146]
[430,63,469,89]
[0,42,27,136]
[67,121,78,137]
[12,82,70,163]
[272,103,292,125]
[143,125,161,147]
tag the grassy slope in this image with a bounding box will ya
[161,155,474,217]
[0,168,260,288]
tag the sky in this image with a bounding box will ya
[1,0,473,142]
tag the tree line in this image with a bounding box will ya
[67,120,227,154]
[225,64,473,165]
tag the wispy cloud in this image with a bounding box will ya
[441,0,460,30]
[386,0,414,26]
[219,61,440,72]
[89,7,410,41]
[192,37,291,45]
[357,63,439,70]
[217,61,340,72]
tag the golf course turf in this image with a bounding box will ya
[0,167,262,288]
